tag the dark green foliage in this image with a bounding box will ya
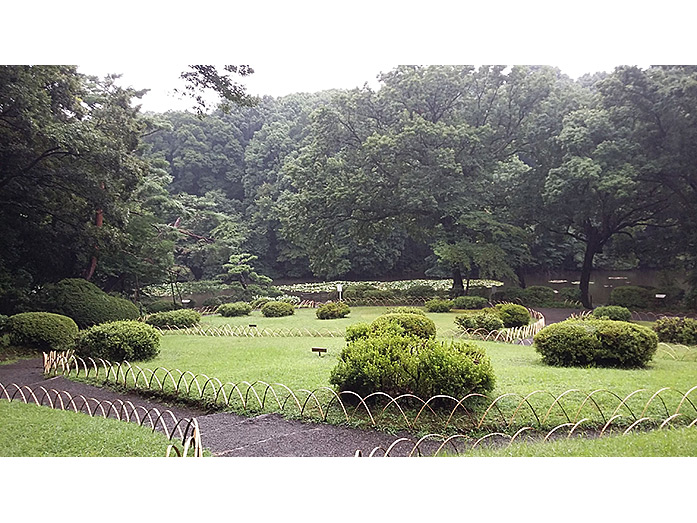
[609,286,653,309]
[146,301,181,313]
[316,302,350,320]
[329,332,495,399]
[144,309,201,328]
[534,319,658,368]
[7,312,78,353]
[424,298,453,312]
[405,284,436,298]
[261,301,295,317]
[76,320,160,362]
[467,287,492,299]
[386,307,427,316]
[0,314,7,334]
[454,311,504,332]
[370,313,436,339]
[38,279,139,329]
[653,317,697,345]
[452,296,489,310]
[592,305,632,322]
[521,286,556,306]
[250,297,272,309]
[492,287,525,304]
[362,289,397,300]
[495,303,531,328]
[343,284,379,299]
[202,297,223,308]
[217,302,252,317]
[557,287,581,302]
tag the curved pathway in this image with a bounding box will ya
[1,308,582,457]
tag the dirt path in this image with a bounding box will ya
[0,308,580,457]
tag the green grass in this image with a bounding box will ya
[0,400,180,457]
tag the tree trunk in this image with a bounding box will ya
[451,266,465,297]
[579,241,598,309]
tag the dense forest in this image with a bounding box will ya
[1,64,696,312]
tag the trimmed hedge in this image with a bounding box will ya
[261,301,295,317]
[316,302,351,320]
[7,312,78,352]
[592,305,632,322]
[653,317,697,345]
[521,286,556,306]
[76,320,160,362]
[370,313,436,339]
[146,301,181,314]
[217,302,252,317]
[534,319,658,368]
[454,310,504,332]
[495,303,530,328]
[425,298,453,313]
[144,309,201,328]
[386,307,427,316]
[452,296,489,310]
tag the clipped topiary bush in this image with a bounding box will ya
[7,312,78,353]
[534,319,658,368]
[653,317,697,345]
[76,320,160,362]
[609,286,653,309]
[144,309,201,328]
[38,278,139,328]
[452,296,489,310]
[217,302,252,317]
[261,301,295,317]
[592,305,632,322]
[495,303,531,328]
[521,286,556,306]
[386,306,427,316]
[316,301,351,320]
[454,310,504,332]
[424,298,453,313]
[370,313,436,339]
[329,332,495,399]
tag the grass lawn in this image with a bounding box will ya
[0,400,180,457]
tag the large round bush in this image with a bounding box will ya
[316,302,350,320]
[452,296,489,310]
[76,321,160,362]
[261,301,295,317]
[370,313,436,339]
[329,333,495,398]
[454,310,504,332]
[425,298,453,313]
[609,286,652,309]
[38,278,139,328]
[534,319,658,368]
[144,309,201,328]
[592,305,632,322]
[217,302,252,317]
[653,317,697,345]
[495,303,531,328]
[7,312,78,352]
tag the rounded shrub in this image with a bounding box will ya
[217,302,252,317]
[146,301,181,313]
[521,286,556,306]
[452,296,489,310]
[370,313,436,339]
[534,319,658,368]
[653,317,697,345]
[609,286,653,309]
[316,302,351,320]
[329,333,495,398]
[495,303,531,328]
[592,305,632,322]
[144,309,201,328]
[76,320,160,362]
[261,301,295,317]
[345,322,372,342]
[386,306,427,316]
[39,278,139,328]
[7,312,78,352]
[425,298,453,313]
[454,310,504,332]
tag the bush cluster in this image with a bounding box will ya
[217,302,252,317]
[592,305,632,322]
[76,320,160,362]
[144,309,201,328]
[533,319,658,368]
[316,302,351,320]
[652,317,697,345]
[424,298,453,313]
[454,310,504,332]
[452,296,489,310]
[261,301,295,317]
[7,312,78,353]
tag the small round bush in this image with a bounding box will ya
[495,303,531,328]
[653,317,697,345]
[144,309,201,328]
[425,298,453,313]
[386,306,427,316]
[261,301,295,317]
[521,286,556,306]
[316,301,351,320]
[217,302,252,317]
[592,305,632,322]
[76,320,160,362]
[7,312,78,353]
[146,301,181,313]
[609,286,653,309]
[454,311,504,332]
[370,313,436,339]
[452,296,489,310]
[534,319,657,368]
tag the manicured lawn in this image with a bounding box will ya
[0,400,179,457]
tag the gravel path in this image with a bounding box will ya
[1,308,581,457]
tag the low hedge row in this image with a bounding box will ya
[144,309,201,328]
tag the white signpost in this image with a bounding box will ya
[337,283,343,301]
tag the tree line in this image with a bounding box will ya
[1,64,695,312]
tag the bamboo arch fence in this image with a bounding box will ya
[43,351,697,437]
[0,381,203,457]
